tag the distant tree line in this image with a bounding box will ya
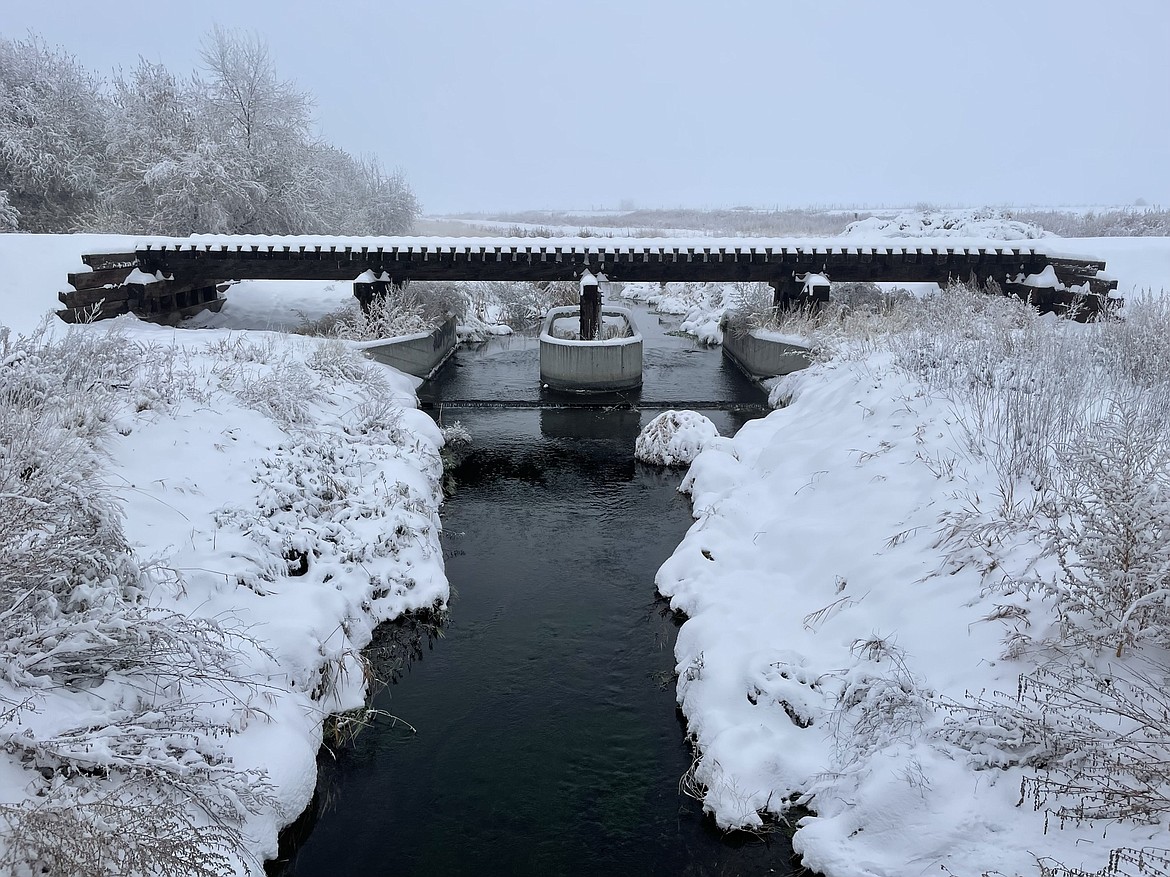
[0,27,419,235]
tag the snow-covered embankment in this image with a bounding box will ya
[657,281,1170,876]
[0,310,448,874]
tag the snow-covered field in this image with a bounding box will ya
[2,228,1170,875]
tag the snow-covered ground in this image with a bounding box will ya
[2,229,1170,875]
[0,234,449,874]
[653,276,1170,874]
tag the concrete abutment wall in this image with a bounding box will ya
[359,316,457,379]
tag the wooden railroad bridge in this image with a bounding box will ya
[58,237,1117,324]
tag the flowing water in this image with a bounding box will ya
[270,304,799,876]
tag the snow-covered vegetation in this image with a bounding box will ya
[842,207,1051,240]
[293,280,464,340]
[658,282,1170,876]
[634,410,720,467]
[0,29,418,235]
[0,313,447,874]
[0,228,1167,874]
[620,281,738,345]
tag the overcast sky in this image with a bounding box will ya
[6,0,1168,214]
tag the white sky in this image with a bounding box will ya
[7,0,1169,214]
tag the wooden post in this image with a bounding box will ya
[579,270,601,340]
[354,277,401,312]
[802,273,831,309]
[769,276,804,311]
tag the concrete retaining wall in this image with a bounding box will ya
[539,306,643,392]
[722,329,812,380]
[358,315,457,379]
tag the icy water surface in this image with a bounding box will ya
[270,305,798,876]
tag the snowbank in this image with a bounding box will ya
[658,302,1170,874]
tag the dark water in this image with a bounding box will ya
[271,305,796,876]
[419,302,769,412]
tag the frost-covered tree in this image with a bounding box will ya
[3,28,420,235]
[348,155,420,235]
[195,25,314,233]
[0,35,108,230]
[88,59,235,233]
[0,190,17,231]
[199,25,311,154]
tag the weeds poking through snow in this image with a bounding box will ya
[0,324,278,873]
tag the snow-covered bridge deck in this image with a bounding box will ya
[59,236,1117,323]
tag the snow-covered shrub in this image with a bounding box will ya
[634,410,719,466]
[298,281,464,341]
[889,281,1093,486]
[1009,207,1170,238]
[722,282,779,337]
[480,280,577,329]
[830,281,913,314]
[1098,292,1170,386]
[0,324,137,607]
[235,358,322,426]
[828,636,933,767]
[343,291,425,339]
[307,337,373,382]
[946,658,1170,835]
[1038,848,1170,877]
[439,421,473,474]
[0,783,247,877]
[1043,393,1170,657]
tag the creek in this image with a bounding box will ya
[270,303,799,876]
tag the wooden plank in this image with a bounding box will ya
[59,287,133,307]
[68,266,136,289]
[56,298,133,323]
[1055,274,1118,296]
[1048,256,1108,273]
[81,252,138,271]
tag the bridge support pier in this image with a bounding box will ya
[353,277,403,313]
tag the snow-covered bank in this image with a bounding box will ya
[0,314,448,873]
[657,283,1170,875]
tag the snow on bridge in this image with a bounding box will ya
[58,235,1117,324]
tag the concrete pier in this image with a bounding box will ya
[539,306,643,392]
